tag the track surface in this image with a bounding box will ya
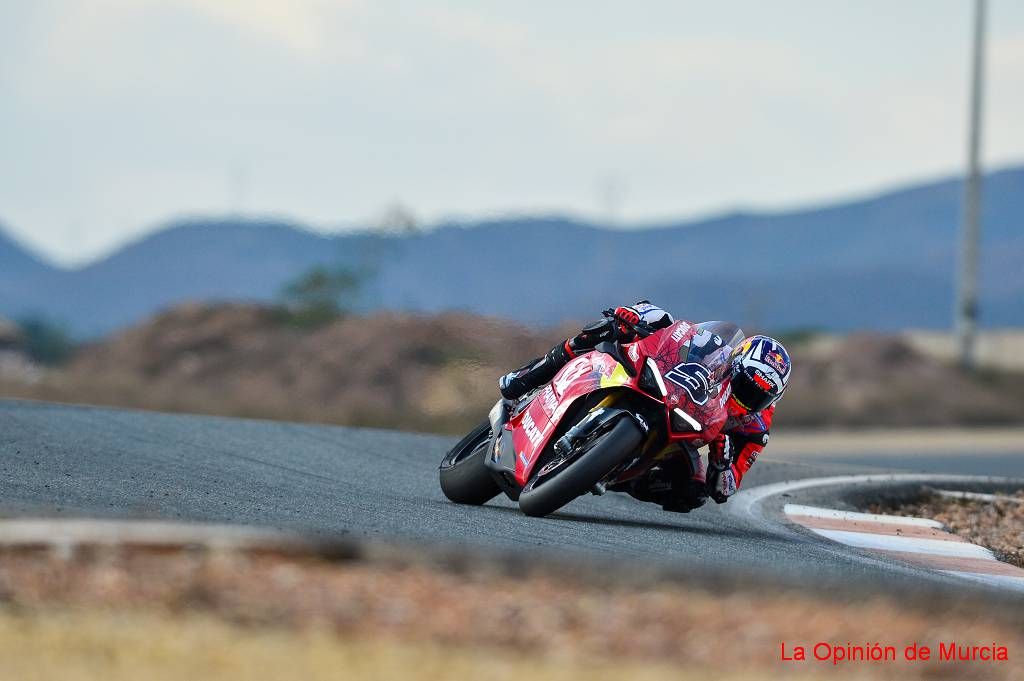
[3,399,1023,595]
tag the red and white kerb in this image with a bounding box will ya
[785,504,1024,591]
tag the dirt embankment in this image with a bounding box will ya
[2,303,1023,433]
[0,304,561,433]
[781,333,1024,428]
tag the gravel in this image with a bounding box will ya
[873,490,1024,568]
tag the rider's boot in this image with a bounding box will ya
[498,342,574,400]
[611,460,708,513]
[497,319,615,400]
[660,479,709,513]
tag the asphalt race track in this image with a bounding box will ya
[2,399,1023,598]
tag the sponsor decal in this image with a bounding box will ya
[752,370,775,391]
[553,356,592,394]
[718,471,736,496]
[664,362,712,405]
[521,410,544,448]
[670,324,690,342]
[540,386,559,415]
[627,343,640,362]
[763,350,789,375]
[691,328,713,348]
[599,363,631,389]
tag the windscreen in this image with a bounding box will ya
[681,321,745,386]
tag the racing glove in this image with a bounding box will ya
[612,305,642,340]
[706,436,738,504]
[707,463,738,504]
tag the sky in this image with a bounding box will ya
[1,0,1023,266]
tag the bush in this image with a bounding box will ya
[17,317,75,365]
[278,267,362,328]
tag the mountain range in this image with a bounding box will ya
[2,165,1022,337]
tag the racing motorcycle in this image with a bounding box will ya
[439,311,745,517]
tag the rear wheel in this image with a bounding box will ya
[439,421,502,505]
[518,417,642,518]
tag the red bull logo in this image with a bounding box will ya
[764,351,788,375]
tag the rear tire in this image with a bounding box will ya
[518,418,642,518]
[439,421,502,505]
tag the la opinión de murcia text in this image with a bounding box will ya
[780,642,1008,666]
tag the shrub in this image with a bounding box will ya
[17,317,75,365]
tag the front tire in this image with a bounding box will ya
[439,421,501,505]
[518,418,642,518]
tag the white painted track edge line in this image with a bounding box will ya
[783,503,943,527]
[809,529,996,559]
[940,571,1024,592]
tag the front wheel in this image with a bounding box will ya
[439,421,502,505]
[518,418,642,518]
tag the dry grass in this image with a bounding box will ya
[0,610,721,681]
[0,547,1022,680]
[770,428,1024,455]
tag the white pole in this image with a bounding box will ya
[955,0,987,369]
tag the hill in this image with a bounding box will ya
[0,224,58,307]
[0,165,1022,337]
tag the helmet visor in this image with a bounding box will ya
[729,369,779,413]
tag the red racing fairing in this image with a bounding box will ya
[509,320,737,486]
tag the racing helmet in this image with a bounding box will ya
[727,335,791,414]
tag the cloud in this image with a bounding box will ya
[111,0,366,60]
[21,0,373,98]
[1,1,1022,264]
[420,6,826,148]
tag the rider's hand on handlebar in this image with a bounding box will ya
[612,306,641,340]
[602,306,655,341]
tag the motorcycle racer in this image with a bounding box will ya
[498,302,792,512]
